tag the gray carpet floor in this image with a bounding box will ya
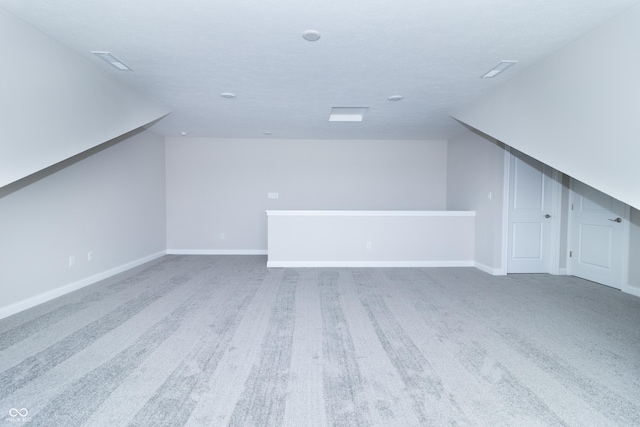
[1,255,639,426]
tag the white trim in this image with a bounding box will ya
[267,260,475,268]
[266,210,476,217]
[495,145,511,276]
[167,249,268,255]
[548,169,563,275]
[474,262,506,276]
[623,286,640,298]
[557,268,568,276]
[0,251,166,321]
[566,179,576,277]
[500,147,511,276]
[621,204,632,294]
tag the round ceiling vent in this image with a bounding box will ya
[302,30,321,42]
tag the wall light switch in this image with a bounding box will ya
[267,192,279,199]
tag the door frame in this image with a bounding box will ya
[501,147,563,275]
[566,177,631,290]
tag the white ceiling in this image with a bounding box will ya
[2,0,639,140]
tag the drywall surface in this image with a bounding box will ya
[447,129,507,274]
[0,7,169,188]
[453,4,640,211]
[0,129,166,317]
[266,210,475,267]
[166,138,447,252]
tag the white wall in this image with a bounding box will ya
[453,4,640,211]
[166,138,447,252]
[0,7,169,189]
[266,211,475,267]
[0,129,166,318]
[447,129,507,274]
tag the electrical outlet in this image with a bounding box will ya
[220,233,225,240]
[69,255,76,267]
[87,251,93,262]
[267,192,279,199]
[366,241,372,250]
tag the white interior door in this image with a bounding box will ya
[569,180,629,289]
[507,153,556,273]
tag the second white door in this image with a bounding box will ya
[569,180,628,289]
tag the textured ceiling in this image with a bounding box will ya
[1,0,639,140]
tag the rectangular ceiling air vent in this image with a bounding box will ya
[92,51,133,71]
[481,60,517,78]
[329,107,369,122]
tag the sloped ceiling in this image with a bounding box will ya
[454,3,640,210]
[1,0,639,140]
[0,8,170,189]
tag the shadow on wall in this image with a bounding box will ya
[0,126,151,200]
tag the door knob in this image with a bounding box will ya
[544,214,551,218]
[609,217,622,223]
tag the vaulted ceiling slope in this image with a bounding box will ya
[0,8,169,189]
[454,3,640,210]
[1,0,638,141]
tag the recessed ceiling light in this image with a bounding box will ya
[482,60,517,78]
[221,92,236,99]
[329,107,369,122]
[91,51,133,71]
[388,95,404,101]
[180,131,188,136]
[263,131,272,135]
[302,30,321,42]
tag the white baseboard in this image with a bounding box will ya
[167,249,268,255]
[623,286,640,298]
[473,263,567,276]
[0,251,166,321]
[267,260,475,268]
[474,262,506,276]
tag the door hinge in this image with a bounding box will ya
[571,203,574,211]
[569,251,573,258]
